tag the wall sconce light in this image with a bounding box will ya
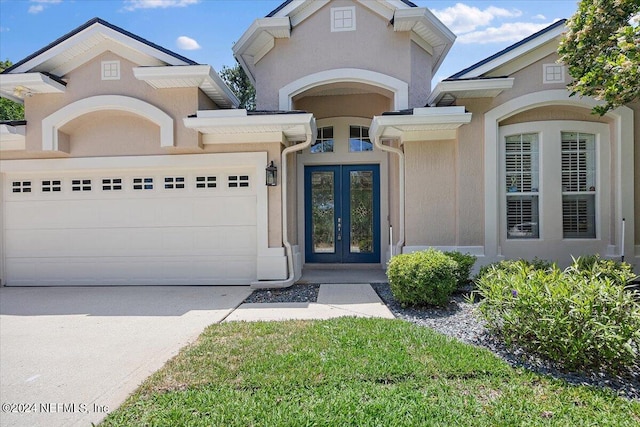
[266,161,277,186]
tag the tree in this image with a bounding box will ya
[558,0,640,115]
[219,61,256,110]
[0,60,25,120]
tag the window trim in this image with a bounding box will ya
[543,63,565,84]
[331,6,356,32]
[498,120,609,245]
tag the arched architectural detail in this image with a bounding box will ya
[279,68,409,111]
[483,89,634,262]
[42,95,174,151]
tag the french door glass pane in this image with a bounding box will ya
[349,171,374,253]
[311,171,335,253]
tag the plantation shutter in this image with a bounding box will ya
[561,132,596,238]
[505,133,539,239]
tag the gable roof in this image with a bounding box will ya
[266,0,417,17]
[235,0,454,84]
[449,19,567,79]
[3,17,197,76]
[0,18,239,108]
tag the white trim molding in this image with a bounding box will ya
[483,89,634,265]
[279,68,409,111]
[42,95,174,152]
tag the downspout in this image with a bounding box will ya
[372,126,405,257]
[251,123,315,289]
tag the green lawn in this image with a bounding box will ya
[101,318,639,426]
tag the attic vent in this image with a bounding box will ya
[543,64,564,84]
[331,6,356,32]
[102,61,121,80]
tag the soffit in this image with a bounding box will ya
[6,20,196,77]
[183,111,315,143]
[0,73,67,103]
[134,65,239,109]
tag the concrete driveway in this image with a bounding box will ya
[0,286,251,427]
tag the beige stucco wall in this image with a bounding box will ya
[287,152,298,246]
[254,0,431,110]
[404,139,457,245]
[446,48,633,249]
[204,142,283,247]
[294,92,392,119]
[3,51,209,160]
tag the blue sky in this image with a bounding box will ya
[0,0,579,82]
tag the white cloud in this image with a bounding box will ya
[457,22,552,44]
[28,5,45,14]
[124,0,199,11]
[176,36,201,50]
[432,3,522,34]
[28,0,62,14]
[533,14,547,20]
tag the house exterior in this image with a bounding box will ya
[0,0,637,287]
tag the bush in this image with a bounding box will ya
[476,257,555,282]
[387,249,458,306]
[443,251,476,289]
[569,254,637,285]
[476,260,640,374]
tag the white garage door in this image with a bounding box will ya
[2,168,257,285]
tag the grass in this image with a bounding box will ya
[101,318,640,426]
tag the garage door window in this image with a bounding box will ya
[228,175,249,188]
[164,177,185,189]
[42,180,62,192]
[133,177,153,190]
[196,176,217,189]
[72,179,92,192]
[102,178,123,191]
[12,181,32,193]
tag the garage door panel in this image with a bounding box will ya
[7,226,257,258]
[3,167,260,285]
[6,256,256,285]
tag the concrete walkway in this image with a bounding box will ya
[225,283,395,322]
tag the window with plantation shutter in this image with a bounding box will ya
[505,133,539,238]
[561,132,596,238]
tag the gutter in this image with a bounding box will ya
[251,122,316,289]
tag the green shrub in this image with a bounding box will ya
[387,249,458,306]
[569,254,637,285]
[443,251,477,288]
[476,261,640,374]
[476,257,554,282]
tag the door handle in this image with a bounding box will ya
[337,217,342,241]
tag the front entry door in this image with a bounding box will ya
[305,165,380,263]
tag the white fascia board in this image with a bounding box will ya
[371,108,472,138]
[232,18,291,59]
[356,0,395,21]
[133,65,240,108]
[427,77,515,105]
[0,73,67,103]
[11,24,190,74]
[232,17,291,85]
[289,0,329,27]
[393,8,455,74]
[455,24,566,79]
[0,124,26,151]
[268,0,306,17]
[183,112,314,134]
[0,72,66,92]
